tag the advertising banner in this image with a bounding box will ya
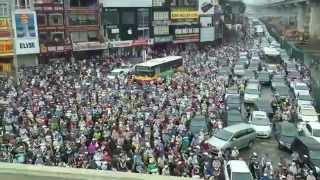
[171,8,198,20]
[198,0,214,15]
[73,42,107,51]
[102,0,152,7]
[109,40,133,48]
[200,27,215,42]
[13,10,40,55]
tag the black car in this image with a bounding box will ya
[257,71,271,85]
[291,136,320,176]
[226,109,243,126]
[275,121,299,150]
[271,76,287,90]
[274,85,290,100]
[226,95,241,111]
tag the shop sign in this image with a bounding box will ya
[0,39,13,56]
[73,42,107,51]
[173,38,199,44]
[0,17,10,30]
[171,9,198,20]
[13,10,40,55]
[109,40,133,48]
[174,34,199,44]
[154,36,173,43]
[132,39,154,46]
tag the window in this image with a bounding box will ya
[71,31,98,42]
[122,11,135,25]
[51,32,64,43]
[0,3,8,17]
[106,29,120,41]
[70,0,97,8]
[154,11,169,21]
[103,9,119,26]
[16,0,30,9]
[137,8,149,27]
[37,14,47,26]
[39,32,49,43]
[49,14,63,26]
[69,15,96,25]
[154,26,169,35]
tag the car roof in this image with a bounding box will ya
[224,123,252,133]
[227,160,251,173]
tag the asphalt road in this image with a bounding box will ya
[240,86,291,165]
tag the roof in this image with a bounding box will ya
[227,160,251,173]
[224,123,251,133]
[252,111,267,117]
[136,56,182,67]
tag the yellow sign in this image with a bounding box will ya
[171,10,198,19]
[0,40,13,56]
[0,18,9,30]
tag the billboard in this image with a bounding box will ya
[198,0,214,15]
[13,10,40,55]
[200,27,215,42]
[171,8,198,20]
[102,0,152,7]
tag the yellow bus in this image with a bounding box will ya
[134,56,183,81]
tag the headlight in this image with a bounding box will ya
[279,140,284,145]
[315,166,320,173]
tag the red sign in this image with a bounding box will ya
[132,39,154,46]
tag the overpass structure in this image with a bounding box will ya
[263,0,320,40]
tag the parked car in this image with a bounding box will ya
[239,56,250,67]
[297,104,319,122]
[208,123,256,152]
[248,62,260,72]
[243,70,256,81]
[224,160,254,180]
[291,136,320,175]
[253,99,273,117]
[275,121,299,150]
[226,109,243,126]
[297,122,320,143]
[244,82,260,103]
[107,68,130,79]
[249,111,272,138]
[271,75,287,90]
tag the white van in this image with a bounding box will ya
[107,68,130,80]
[224,160,253,180]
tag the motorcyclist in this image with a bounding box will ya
[231,146,239,160]
[306,170,316,180]
[249,152,260,179]
[264,161,273,179]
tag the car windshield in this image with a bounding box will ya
[235,65,244,70]
[228,97,240,104]
[281,125,298,137]
[232,172,252,180]
[296,84,309,90]
[299,95,312,101]
[214,129,233,141]
[252,117,268,126]
[312,129,320,137]
[246,89,258,94]
[310,151,320,160]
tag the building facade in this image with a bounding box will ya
[65,0,105,60]
[152,0,172,45]
[0,0,14,74]
[34,0,72,62]
[102,0,153,58]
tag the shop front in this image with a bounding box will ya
[72,41,107,60]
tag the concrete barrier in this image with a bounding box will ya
[0,162,191,180]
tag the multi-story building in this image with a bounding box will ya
[152,0,172,46]
[0,0,14,74]
[170,0,200,46]
[34,0,72,62]
[102,0,153,58]
[65,0,106,60]
[14,0,40,67]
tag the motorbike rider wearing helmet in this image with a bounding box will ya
[231,146,239,160]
